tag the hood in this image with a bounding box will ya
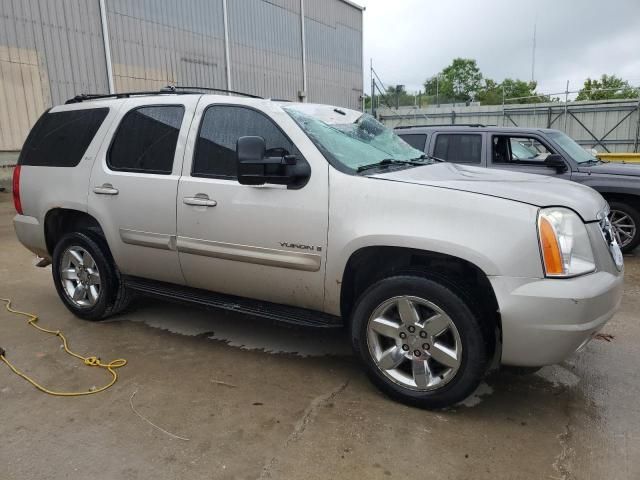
[579,161,640,177]
[371,163,607,221]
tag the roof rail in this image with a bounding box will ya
[65,85,263,104]
[171,85,263,99]
[65,88,183,104]
[394,123,486,129]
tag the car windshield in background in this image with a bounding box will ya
[283,106,430,172]
[511,141,540,160]
[549,131,598,164]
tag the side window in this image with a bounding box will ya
[192,105,298,179]
[108,105,185,174]
[492,136,553,164]
[398,134,426,151]
[19,108,109,167]
[433,134,482,164]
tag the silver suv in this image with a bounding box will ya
[12,90,624,408]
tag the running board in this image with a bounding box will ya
[123,276,343,329]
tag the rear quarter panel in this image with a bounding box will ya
[19,101,123,225]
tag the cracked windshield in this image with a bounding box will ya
[285,106,429,171]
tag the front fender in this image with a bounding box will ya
[323,170,543,315]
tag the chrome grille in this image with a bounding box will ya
[599,213,624,271]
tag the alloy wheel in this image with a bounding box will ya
[60,246,102,307]
[366,295,462,391]
[609,209,637,249]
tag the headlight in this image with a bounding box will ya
[538,207,595,277]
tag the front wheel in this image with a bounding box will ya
[608,201,640,253]
[350,276,489,409]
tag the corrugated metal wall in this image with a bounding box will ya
[379,100,640,153]
[228,0,303,101]
[305,0,362,109]
[0,0,364,152]
[106,0,227,92]
[0,0,108,150]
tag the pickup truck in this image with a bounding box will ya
[12,91,624,408]
[395,125,640,252]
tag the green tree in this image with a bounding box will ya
[476,78,550,105]
[475,79,502,105]
[424,58,483,103]
[377,85,423,108]
[576,75,639,101]
[386,84,407,96]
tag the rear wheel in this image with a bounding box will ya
[52,232,130,321]
[350,275,489,409]
[608,201,640,253]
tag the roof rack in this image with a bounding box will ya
[65,85,263,104]
[171,85,263,99]
[394,123,487,129]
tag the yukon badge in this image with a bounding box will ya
[279,242,322,252]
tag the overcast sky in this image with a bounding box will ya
[352,0,640,96]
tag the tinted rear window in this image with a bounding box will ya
[433,134,482,164]
[398,134,427,151]
[108,105,184,174]
[19,108,109,167]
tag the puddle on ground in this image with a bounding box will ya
[123,299,352,357]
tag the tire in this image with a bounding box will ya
[608,200,640,253]
[52,231,130,321]
[350,275,489,409]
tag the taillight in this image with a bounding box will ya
[12,165,22,214]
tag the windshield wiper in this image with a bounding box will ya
[580,159,601,166]
[357,159,425,173]
[413,153,445,163]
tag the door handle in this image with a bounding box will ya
[93,183,119,195]
[183,194,217,207]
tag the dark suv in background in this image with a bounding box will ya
[396,125,640,252]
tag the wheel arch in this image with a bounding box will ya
[44,208,108,256]
[340,246,501,358]
[597,191,640,211]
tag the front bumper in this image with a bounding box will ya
[491,270,623,366]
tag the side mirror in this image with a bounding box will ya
[236,136,310,189]
[544,154,568,173]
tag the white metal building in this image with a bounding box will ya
[0,0,364,152]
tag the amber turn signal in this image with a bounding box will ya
[539,216,563,275]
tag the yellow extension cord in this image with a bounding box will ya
[0,298,126,396]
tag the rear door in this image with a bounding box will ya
[397,132,428,152]
[88,96,199,284]
[428,132,485,166]
[176,98,329,310]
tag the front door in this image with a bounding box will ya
[487,134,572,180]
[89,96,199,284]
[176,99,329,310]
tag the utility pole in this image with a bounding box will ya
[436,75,439,107]
[531,18,537,83]
[563,80,569,132]
[370,58,374,116]
[501,85,505,126]
[634,88,640,152]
